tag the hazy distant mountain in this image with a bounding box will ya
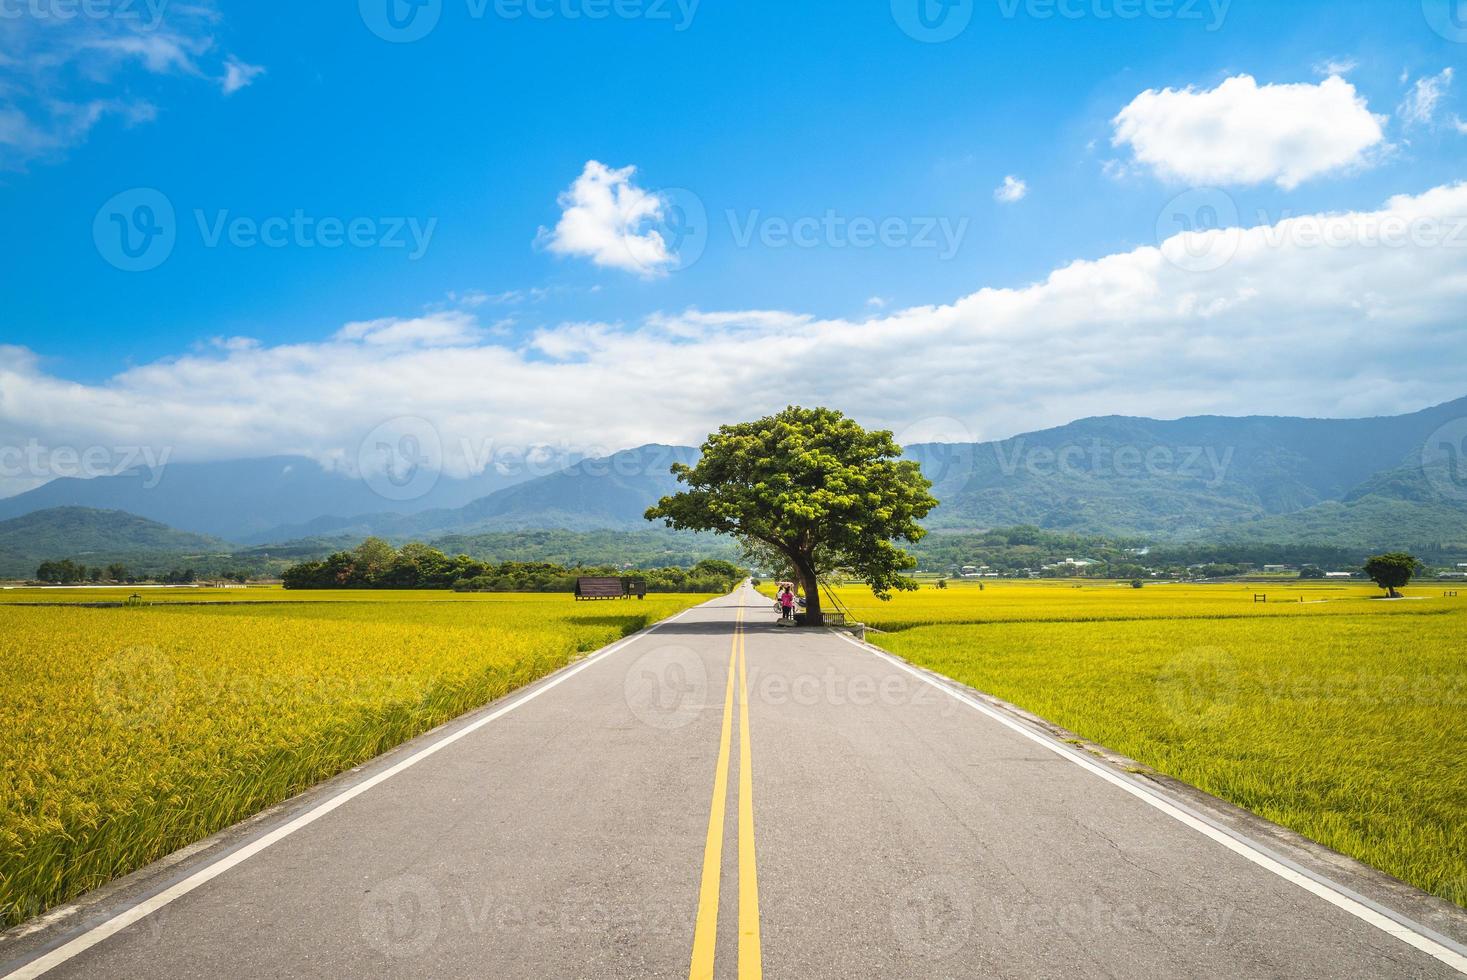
[0,508,231,577]
[2,399,1463,549]
[0,455,549,542]
[280,401,1466,547]
[907,396,1467,538]
[447,444,697,530]
[239,445,697,545]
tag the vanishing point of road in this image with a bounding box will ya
[4,584,1466,978]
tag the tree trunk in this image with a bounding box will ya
[794,554,822,625]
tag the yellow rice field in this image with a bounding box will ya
[827,580,1467,908]
[0,591,708,926]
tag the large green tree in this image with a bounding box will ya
[1363,552,1421,598]
[645,406,938,624]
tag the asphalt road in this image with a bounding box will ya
[4,585,1466,978]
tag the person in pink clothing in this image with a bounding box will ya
[778,586,796,621]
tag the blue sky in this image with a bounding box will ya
[1,0,1466,487]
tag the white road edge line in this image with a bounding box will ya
[3,604,704,980]
[834,631,1467,976]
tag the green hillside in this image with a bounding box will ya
[0,508,233,579]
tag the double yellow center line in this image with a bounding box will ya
[689,605,761,979]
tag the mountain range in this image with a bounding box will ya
[1,399,1463,562]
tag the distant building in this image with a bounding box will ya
[1325,572,1354,578]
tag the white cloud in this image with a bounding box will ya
[221,58,266,96]
[0,4,258,168]
[334,312,484,348]
[994,175,1028,203]
[538,161,676,277]
[3,183,1466,495]
[1111,74,1387,189]
[1314,58,1358,77]
[1399,68,1454,128]
[78,31,209,75]
[0,99,155,158]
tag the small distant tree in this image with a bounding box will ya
[1363,553,1421,598]
[105,563,130,583]
[1298,566,1326,580]
[1131,579,1144,589]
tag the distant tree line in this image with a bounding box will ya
[32,561,252,585]
[907,526,1463,579]
[281,538,746,593]
[34,560,111,584]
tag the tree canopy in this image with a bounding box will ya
[645,406,938,622]
[280,537,744,593]
[1363,552,1421,597]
